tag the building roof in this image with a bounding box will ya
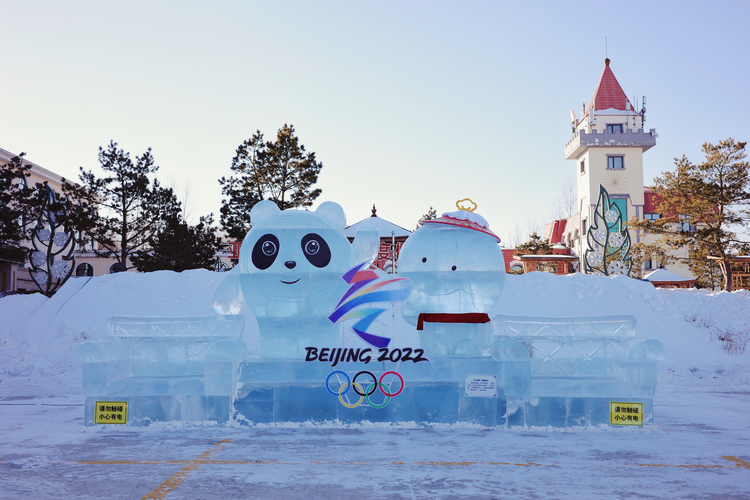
[560,211,580,244]
[643,186,658,213]
[544,219,567,245]
[643,186,716,221]
[515,254,578,261]
[643,269,696,283]
[344,207,412,239]
[588,59,635,113]
[501,249,516,273]
[0,147,70,186]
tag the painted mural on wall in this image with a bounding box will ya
[584,185,632,276]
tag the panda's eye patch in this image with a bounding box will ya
[252,234,280,270]
[422,257,427,263]
[301,233,331,268]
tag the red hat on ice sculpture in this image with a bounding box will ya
[422,198,501,243]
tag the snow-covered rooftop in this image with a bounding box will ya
[344,214,412,238]
[643,268,696,282]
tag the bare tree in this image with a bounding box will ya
[166,174,197,225]
[524,216,542,242]
[506,223,524,249]
[550,177,577,221]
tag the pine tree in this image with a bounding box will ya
[63,141,181,272]
[629,138,750,291]
[219,125,323,240]
[130,214,220,273]
[415,206,437,230]
[516,232,553,255]
[0,153,41,264]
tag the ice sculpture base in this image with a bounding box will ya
[517,397,654,428]
[77,315,664,428]
[232,356,529,427]
[494,314,664,427]
[77,315,247,426]
[83,395,233,426]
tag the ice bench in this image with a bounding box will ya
[76,315,247,425]
[492,315,665,427]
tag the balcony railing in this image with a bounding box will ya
[565,128,656,159]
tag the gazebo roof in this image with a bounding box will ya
[344,206,412,239]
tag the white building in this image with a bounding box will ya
[558,58,694,279]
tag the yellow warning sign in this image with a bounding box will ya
[610,401,643,426]
[95,401,128,424]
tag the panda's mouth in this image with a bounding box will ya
[281,278,301,285]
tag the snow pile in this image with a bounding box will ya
[0,270,258,397]
[0,269,748,398]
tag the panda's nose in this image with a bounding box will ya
[285,261,296,269]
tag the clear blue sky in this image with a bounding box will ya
[2,0,749,244]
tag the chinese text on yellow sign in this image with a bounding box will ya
[95,401,128,424]
[610,401,643,426]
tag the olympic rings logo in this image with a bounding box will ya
[325,370,404,409]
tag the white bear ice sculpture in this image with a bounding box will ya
[398,209,505,357]
[213,200,379,359]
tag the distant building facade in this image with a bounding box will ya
[1,147,125,294]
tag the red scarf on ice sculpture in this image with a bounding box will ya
[416,313,491,331]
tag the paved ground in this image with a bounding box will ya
[1,392,749,499]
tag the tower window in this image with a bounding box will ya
[607,124,623,133]
[580,159,585,174]
[607,156,624,169]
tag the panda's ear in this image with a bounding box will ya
[315,202,346,230]
[251,200,281,227]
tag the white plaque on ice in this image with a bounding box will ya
[465,375,497,398]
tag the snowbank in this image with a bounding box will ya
[0,270,747,398]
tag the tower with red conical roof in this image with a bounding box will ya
[564,58,657,269]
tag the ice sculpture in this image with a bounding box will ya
[493,315,665,426]
[76,197,665,428]
[398,207,505,356]
[76,315,247,425]
[213,200,379,358]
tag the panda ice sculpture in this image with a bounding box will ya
[398,208,505,357]
[213,200,378,358]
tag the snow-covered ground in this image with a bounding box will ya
[1,270,749,498]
